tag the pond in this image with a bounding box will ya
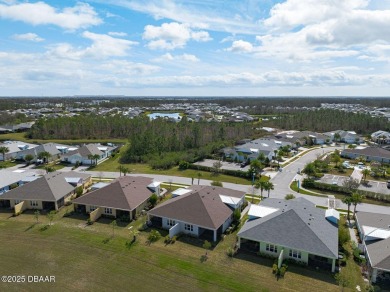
[148,112,181,121]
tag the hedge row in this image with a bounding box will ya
[302,178,390,203]
[187,163,251,178]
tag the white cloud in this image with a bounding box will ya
[12,32,44,42]
[107,0,262,35]
[264,0,369,30]
[226,40,253,53]
[108,31,127,37]
[143,22,211,50]
[99,60,160,75]
[152,53,199,62]
[47,31,138,59]
[0,2,102,30]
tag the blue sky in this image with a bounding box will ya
[1,0,390,96]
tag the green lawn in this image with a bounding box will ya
[290,181,327,197]
[0,209,339,292]
[92,153,262,185]
[0,160,20,169]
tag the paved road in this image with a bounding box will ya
[269,146,390,215]
[85,147,390,215]
[9,145,389,215]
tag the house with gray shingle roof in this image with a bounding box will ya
[61,144,105,165]
[73,176,160,222]
[341,147,390,164]
[148,185,245,242]
[14,143,71,162]
[355,211,390,283]
[237,198,338,272]
[0,170,36,195]
[0,171,91,212]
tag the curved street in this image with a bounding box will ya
[86,145,390,215]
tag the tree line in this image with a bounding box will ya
[264,109,390,134]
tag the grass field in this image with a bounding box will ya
[91,153,263,185]
[0,208,340,292]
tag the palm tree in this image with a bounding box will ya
[263,181,274,198]
[361,168,370,184]
[254,180,266,199]
[38,151,51,164]
[351,193,364,217]
[88,154,94,165]
[93,154,101,165]
[24,154,34,165]
[0,146,9,162]
[334,132,341,143]
[342,196,353,222]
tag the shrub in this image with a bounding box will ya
[164,235,171,244]
[138,223,148,231]
[272,264,278,274]
[178,160,190,170]
[211,181,223,187]
[148,230,161,242]
[279,266,287,277]
[233,208,241,224]
[171,236,177,244]
[149,193,158,207]
[227,247,236,257]
[285,194,295,200]
[87,218,93,225]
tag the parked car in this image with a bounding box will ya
[387,181,390,189]
[240,161,249,168]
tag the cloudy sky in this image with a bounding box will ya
[1,0,390,96]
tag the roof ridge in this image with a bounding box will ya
[290,209,338,258]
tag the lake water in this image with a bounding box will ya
[148,112,181,121]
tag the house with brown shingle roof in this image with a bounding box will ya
[147,185,245,242]
[73,176,161,222]
[0,171,91,212]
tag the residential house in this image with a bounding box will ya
[275,130,329,146]
[237,198,338,272]
[0,171,91,212]
[62,144,105,165]
[0,121,35,133]
[73,176,161,222]
[14,143,68,162]
[341,147,390,164]
[0,170,36,195]
[148,185,246,242]
[371,130,390,145]
[324,130,364,144]
[222,137,289,163]
[0,140,38,161]
[355,212,390,283]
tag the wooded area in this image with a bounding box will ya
[264,109,390,134]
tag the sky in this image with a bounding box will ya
[1,0,390,97]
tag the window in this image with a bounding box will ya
[30,201,38,207]
[90,206,97,212]
[184,224,193,232]
[266,244,278,253]
[104,208,113,215]
[289,249,302,259]
[167,219,176,227]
